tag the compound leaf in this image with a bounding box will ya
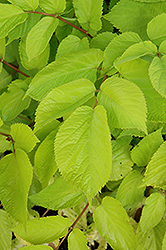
[26,49,103,101]
[140,193,165,232]
[149,55,166,98]
[54,105,112,202]
[131,129,163,166]
[0,4,27,38]
[97,76,147,133]
[68,228,89,250]
[35,78,96,132]
[39,0,66,14]
[29,177,85,210]
[13,216,71,244]
[7,0,39,11]
[26,17,58,61]
[93,196,136,250]
[0,149,33,226]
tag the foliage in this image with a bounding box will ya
[0,0,166,249]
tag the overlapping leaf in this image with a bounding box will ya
[54,105,112,202]
[7,0,39,11]
[68,228,89,250]
[93,197,136,250]
[10,123,39,153]
[0,37,5,73]
[13,216,71,244]
[22,246,52,250]
[26,49,103,101]
[0,4,27,38]
[34,79,96,131]
[97,76,147,133]
[39,0,66,14]
[90,32,117,51]
[0,68,12,90]
[26,17,58,61]
[139,193,165,232]
[29,177,85,210]
[0,149,33,225]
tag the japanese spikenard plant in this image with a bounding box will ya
[1,0,166,249]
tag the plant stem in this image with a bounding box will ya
[0,59,30,78]
[27,11,93,38]
[95,195,102,204]
[55,202,89,250]
[93,75,108,109]
[41,209,50,217]
[18,115,33,122]
[0,132,15,153]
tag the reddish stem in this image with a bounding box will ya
[0,132,15,153]
[27,11,93,38]
[95,195,101,204]
[93,75,108,109]
[0,59,30,78]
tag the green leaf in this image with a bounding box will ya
[39,0,66,14]
[0,210,12,250]
[19,36,50,70]
[139,193,165,232]
[105,0,166,40]
[147,13,166,45]
[73,0,103,34]
[97,76,147,133]
[93,196,136,250]
[141,141,166,187]
[13,216,71,244]
[90,32,117,51]
[26,49,103,101]
[0,37,5,73]
[26,17,58,61]
[7,0,39,11]
[149,56,166,98]
[110,141,133,181]
[29,176,85,210]
[21,246,52,250]
[137,220,166,250]
[0,149,33,225]
[35,78,96,132]
[35,119,60,141]
[0,79,31,121]
[54,105,112,202]
[159,40,166,55]
[114,41,157,66]
[0,4,27,38]
[163,232,166,250]
[102,32,142,75]
[0,134,11,153]
[116,170,145,209]
[34,130,57,188]
[10,123,39,153]
[56,35,89,59]
[131,129,163,166]
[0,118,3,127]
[0,68,12,90]
[115,58,166,122]
[68,228,88,250]
[7,12,41,45]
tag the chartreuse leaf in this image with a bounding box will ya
[116,170,145,210]
[105,0,166,40]
[147,13,166,45]
[110,141,133,181]
[137,220,166,250]
[21,246,52,250]
[68,228,88,250]
[163,232,166,249]
[0,149,33,225]
[159,41,166,55]
[26,49,103,101]
[149,56,166,98]
[115,58,166,122]
[0,4,27,38]
[93,197,136,250]
[10,123,39,153]
[141,141,166,188]
[0,118,3,127]
[90,32,117,51]
[0,210,12,250]
[0,79,31,121]
[0,134,11,153]
[39,0,66,14]
[97,76,147,134]
[102,32,142,75]
[19,36,50,70]
[131,129,163,167]
[55,105,112,202]
[7,0,39,11]
[0,37,5,73]
[73,0,103,35]
[114,41,157,66]
[0,68,12,90]
[26,17,58,61]
[56,35,89,59]
[29,176,85,210]
[13,216,71,244]
[139,193,165,232]
[35,79,96,132]
[35,119,60,141]
[34,130,57,188]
